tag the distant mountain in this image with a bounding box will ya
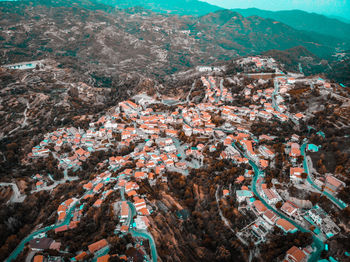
[327,15,350,24]
[194,10,350,58]
[94,0,223,16]
[1,0,349,84]
[231,8,350,41]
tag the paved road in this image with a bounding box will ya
[233,141,324,262]
[127,202,158,262]
[120,184,158,262]
[301,143,347,210]
[6,200,79,262]
[215,185,236,234]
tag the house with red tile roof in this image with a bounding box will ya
[259,159,269,169]
[252,200,267,214]
[276,218,297,233]
[125,182,139,193]
[223,189,230,197]
[121,201,129,220]
[83,194,94,200]
[324,174,345,193]
[134,198,147,212]
[281,201,299,217]
[235,176,245,184]
[139,207,150,216]
[289,143,301,158]
[245,169,254,177]
[240,140,258,161]
[290,167,305,181]
[33,255,44,262]
[263,210,278,225]
[126,190,137,197]
[58,212,66,221]
[36,181,44,188]
[93,199,103,207]
[175,162,187,169]
[88,239,108,254]
[83,182,93,190]
[120,225,129,233]
[97,255,110,262]
[55,225,68,233]
[93,183,104,193]
[262,187,281,204]
[74,252,87,261]
[134,172,147,180]
[294,113,305,121]
[284,246,308,262]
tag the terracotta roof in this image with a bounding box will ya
[75,252,87,261]
[253,200,267,213]
[33,255,44,262]
[88,239,108,253]
[93,183,104,193]
[326,175,343,188]
[94,199,103,207]
[236,176,245,183]
[286,246,307,262]
[126,190,137,197]
[65,198,74,206]
[58,212,66,221]
[55,225,68,233]
[263,210,278,223]
[281,201,298,215]
[121,201,128,217]
[276,218,297,233]
[97,255,110,262]
[139,207,150,215]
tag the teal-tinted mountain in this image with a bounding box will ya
[94,0,223,16]
[231,8,350,41]
[1,0,349,84]
[193,10,350,58]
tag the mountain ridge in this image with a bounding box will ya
[231,7,350,41]
[1,0,349,86]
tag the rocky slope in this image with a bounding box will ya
[1,0,349,83]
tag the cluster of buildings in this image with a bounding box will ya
[26,64,347,262]
[237,194,299,246]
[305,205,340,239]
[29,126,103,171]
[238,56,279,71]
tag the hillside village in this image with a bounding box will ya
[1,56,350,262]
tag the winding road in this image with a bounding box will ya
[232,141,324,262]
[6,200,79,262]
[120,184,158,262]
[301,143,347,210]
[215,185,236,234]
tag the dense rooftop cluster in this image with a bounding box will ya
[2,56,349,262]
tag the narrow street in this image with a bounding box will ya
[215,185,236,234]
